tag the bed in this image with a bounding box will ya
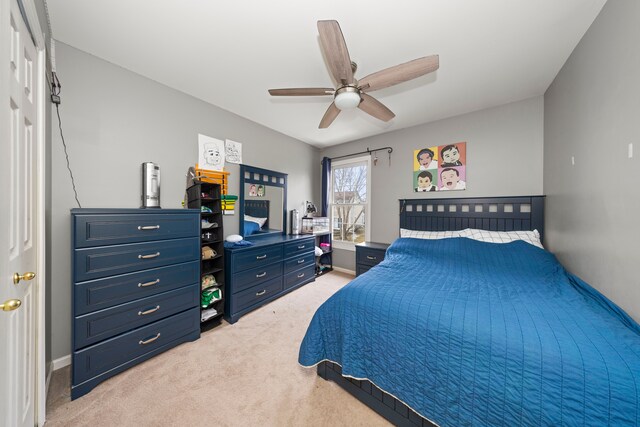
[244,200,269,235]
[298,196,640,426]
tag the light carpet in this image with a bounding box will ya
[46,272,390,426]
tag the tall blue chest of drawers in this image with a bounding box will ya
[71,208,201,399]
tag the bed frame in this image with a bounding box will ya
[244,199,270,230]
[400,195,545,239]
[317,195,545,427]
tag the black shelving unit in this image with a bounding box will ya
[314,231,333,277]
[186,182,225,330]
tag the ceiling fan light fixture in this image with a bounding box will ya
[268,20,439,127]
[334,87,361,110]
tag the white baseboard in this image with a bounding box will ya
[331,266,356,276]
[52,354,71,371]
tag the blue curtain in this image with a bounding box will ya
[321,157,331,217]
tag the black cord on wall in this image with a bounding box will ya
[51,72,82,208]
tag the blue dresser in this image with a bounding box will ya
[71,208,201,399]
[224,234,316,324]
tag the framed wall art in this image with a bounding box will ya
[413,142,466,192]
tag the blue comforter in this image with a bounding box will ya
[299,238,640,426]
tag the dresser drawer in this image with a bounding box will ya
[232,262,283,294]
[284,265,315,291]
[284,252,315,274]
[356,264,372,277]
[232,245,283,273]
[74,285,198,349]
[283,238,315,258]
[356,247,385,267]
[233,277,283,313]
[74,213,199,248]
[73,307,199,385]
[74,261,199,316]
[74,237,200,282]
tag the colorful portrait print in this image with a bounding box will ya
[413,147,439,192]
[413,142,466,192]
[414,170,437,192]
[439,166,466,191]
[439,143,466,168]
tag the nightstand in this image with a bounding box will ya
[355,242,390,276]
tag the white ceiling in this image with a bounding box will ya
[47,0,606,148]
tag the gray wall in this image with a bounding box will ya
[321,96,544,271]
[544,0,640,321]
[50,42,319,360]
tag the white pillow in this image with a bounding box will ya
[400,228,460,239]
[244,214,267,228]
[458,228,543,249]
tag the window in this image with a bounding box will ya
[330,155,371,250]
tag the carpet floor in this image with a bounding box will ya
[46,272,390,426]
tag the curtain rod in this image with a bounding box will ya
[326,146,393,162]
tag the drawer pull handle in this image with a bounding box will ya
[256,290,266,296]
[256,254,267,260]
[138,252,160,259]
[297,259,305,264]
[297,273,305,279]
[297,245,305,249]
[139,333,161,345]
[138,305,160,316]
[366,255,377,260]
[138,279,160,288]
[256,272,267,278]
[138,225,160,230]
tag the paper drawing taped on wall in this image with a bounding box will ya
[225,139,243,164]
[198,134,225,171]
[413,142,466,192]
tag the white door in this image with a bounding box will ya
[0,0,40,425]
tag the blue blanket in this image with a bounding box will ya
[299,238,640,426]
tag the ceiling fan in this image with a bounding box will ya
[268,20,439,129]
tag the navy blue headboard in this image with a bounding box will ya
[245,200,270,229]
[399,196,545,240]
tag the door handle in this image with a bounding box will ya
[13,272,36,285]
[1,299,21,311]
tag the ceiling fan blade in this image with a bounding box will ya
[319,102,340,128]
[268,88,334,96]
[359,55,439,93]
[358,93,395,122]
[317,20,354,86]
